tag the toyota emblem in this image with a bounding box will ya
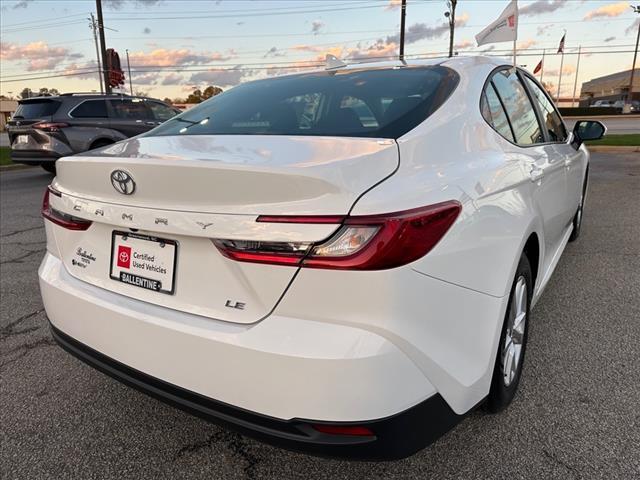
[110,170,136,195]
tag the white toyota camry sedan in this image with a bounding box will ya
[40,56,605,459]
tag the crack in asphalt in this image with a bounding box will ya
[0,225,44,238]
[541,448,582,478]
[0,247,46,265]
[0,308,45,339]
[174,430,261,479]
[0,336,56,371]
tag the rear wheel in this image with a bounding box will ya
[485,254,532,413]
[41,163,56,174]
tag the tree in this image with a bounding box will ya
[184,86,224,104]
[38,87,60,96]
[202,86,223,99]
[163,97,173,105]
[20,88,33,99]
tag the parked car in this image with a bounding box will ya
[6,93,179,173]
[40,57,604,460]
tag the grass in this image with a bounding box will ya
[586,134,640,147]
[0,147,11,166]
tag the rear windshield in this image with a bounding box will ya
[147,66,459,139]
[13,100,61,119]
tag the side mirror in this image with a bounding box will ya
[572,120,606,149]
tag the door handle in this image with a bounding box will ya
[144,121,156,126]
[529,166,544,182]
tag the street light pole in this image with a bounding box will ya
[95,0,111,94]
[89,13,104,94]
[126,49,133,94]
[627,5,640,111]
[446,0,457,58]
[399,0,406,62]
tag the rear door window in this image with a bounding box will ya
[522,76,567,142]
[109,99,153,120]
[491,70,544,145]
[13,100,61,119]
[70,100,108,118]
[147,66,460,139]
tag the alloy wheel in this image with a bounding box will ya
[502,276,527,387]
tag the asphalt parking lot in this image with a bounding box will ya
[1,152,638,479]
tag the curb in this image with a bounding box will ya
[587,146,640,153]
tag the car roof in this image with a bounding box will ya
[18,93,155,102]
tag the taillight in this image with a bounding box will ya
[33,122,69,132]
[42,186,92,231]
[214,201,461,270]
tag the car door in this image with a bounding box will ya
[521,74,586,224]
[107,98,155,137]
[488,68,569,256]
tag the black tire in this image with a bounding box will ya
[485,254,532,413]
[41,163,56,174]
[569,173,588,242]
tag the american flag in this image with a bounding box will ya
[557,33,566,54]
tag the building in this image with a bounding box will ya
[579,69,640,107]
[0,98,18,132]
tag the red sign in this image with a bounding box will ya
[117,245,131,269]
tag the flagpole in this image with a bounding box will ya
[556,31,566,104]
[571,45,581,108]
[540,49,545,83]
[513,39,517,69]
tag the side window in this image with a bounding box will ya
[491,70,544,145]
[148,102,178,122]
[481,85,514,142]
[109,99,153,120]
[70,100,108,118]
[523,76,567,142]
[340,96,379,128]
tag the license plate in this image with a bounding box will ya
[14,135,28,145]
[110,231,177,294]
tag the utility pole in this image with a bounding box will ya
[89,14,104,94]
[96,0,111,94]
[126,49,133,94]
[627,5,640,112]
[571,46,581,107]
[445,0,457,58]
[399,0,406,61]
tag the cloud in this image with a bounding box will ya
[584,1,630,20]
[385,13,469,46]
[604,36,616,43]
[131,72,161,85]
[544,65,576,77]
[626,18,640,35]
[385,0,402,10]
[311,20,324,35]
[264,46,286,58]
[536,24,553,36]
[188,66,253,87]
[520,0,568,17]
[453,40,474,50]
[62,61,101,80]
[517,39,537,50]
[128,48,233,67]
[105,0,163,9]
[160,73,184,85]
[142,27,151,34]
[0,41,83,71]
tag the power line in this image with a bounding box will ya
[1,12,88,28]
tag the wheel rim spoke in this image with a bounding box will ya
[502,276,527,387]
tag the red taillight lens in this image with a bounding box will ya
[214,201,461,270]
[42,186,92,231]
[311,424,374,437]
[33,122,69,133]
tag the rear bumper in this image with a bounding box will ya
[50,322,461,460]
[11,149,59,165]
[40,252,459,459]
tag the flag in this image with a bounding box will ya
[533,59,543,74]
[557,33,565,54]
[475,0,518,47]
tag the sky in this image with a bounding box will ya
[1,0,638,100]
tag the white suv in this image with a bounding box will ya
[40,56,604,459]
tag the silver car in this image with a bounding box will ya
[7,93,180,173]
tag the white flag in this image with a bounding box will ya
[475,0,518,47]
